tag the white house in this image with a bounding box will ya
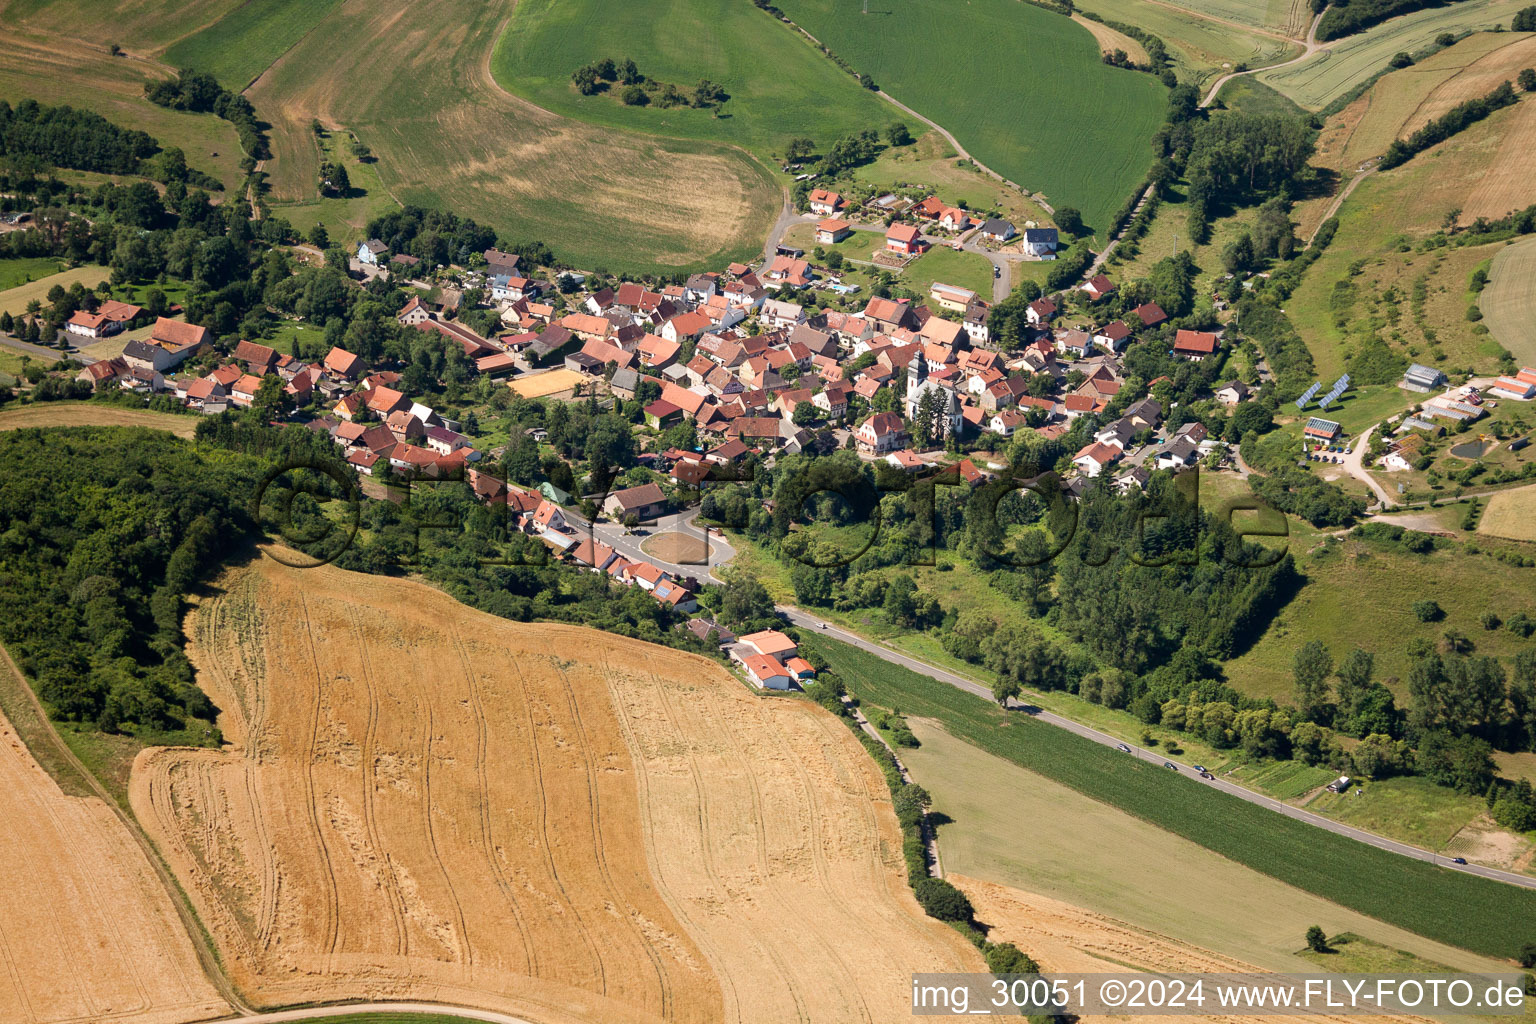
[357,239,388,265]
[1022,227,1058,256]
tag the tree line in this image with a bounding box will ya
[1381,80,1521,169]
[1316,0,1475,41]
[144,69,269,160]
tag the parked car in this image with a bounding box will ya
[1192,764,1207,773]
[1200,772,1215,780]
[1163,761,1178,770]
[1117,743,1132,753]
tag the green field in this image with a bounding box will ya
[1286,102,1532,380]
[163,0,344,89]
[807,634,1536,959]
[0,31,243,192]
[1223,532,1536,703]
[1259,0,1526,110]
[901,246,997,301]
[1482,234,1536,366]
[493,0,907,163]
[769,0,1168,238]
[1298,931,1458,972]
[897,716,1508,973]
[0,258,63,291]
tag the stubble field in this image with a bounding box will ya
[1477,482,1536,542]
[132,556,980,1023]
[1481,235,1536,365]
[0,403,199,438]
[0,678,227,1024]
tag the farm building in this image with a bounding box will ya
[1304,417,1342,442]
[1489,376,1536,400]
[1401,363,1447,392]
[603,482,668,520]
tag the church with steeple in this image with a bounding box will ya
[904,347,962,437]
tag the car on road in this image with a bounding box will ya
[1451,857,1468,865]
[1117,743,1131,753]
[1201,772,1215,780]
[1192,764,1207,773]
[1163,761,1178,770]
[818,622,828,630]
[993,266,1001,278]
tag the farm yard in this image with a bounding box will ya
[0,678,228,1024]
[132,557,981,1022]
[771,0,1167,238]
[1482,235,1536,366]
[1258,0,1528,110]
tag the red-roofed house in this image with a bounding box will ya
[807,189,844,216]
[885,223,926,255]
[740,629,798,663]
[1081,275,1116,301]
[1073,441,1122,477]
[741,653,793,690]
[1133,302,1168,327]
[1172,330,1219,361]
[855,411,908,454]
[324,346,366,379]
[816,218,852,244]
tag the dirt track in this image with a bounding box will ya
[0,699,227,1024]
[133,556,980,1022]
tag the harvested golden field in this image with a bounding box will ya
[1478,482,1536,542]
[0,403,198,438]
[0,679,227,1024]
[1459,96,1536,222]
[1400,33,1536,136]
[1070,14,1150,64]
[133,557,980,1023]
[957,877,1428,1024]
[1482,235,1536,364]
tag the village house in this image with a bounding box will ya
[808,189,844,216]
[855,410,909,454]
[980,218,1016,243]
[1022,227,1058,256]
[1026,297,1057,326]
[603,482,668,521]
[357,239,388,264]
[1080,274,1116,301]
[816,218,852,245]
[930,282,977,313]
[1215,380,1251,405]
[64,299,140,339]
[1172,329,1219,361]
[885,222,926,255]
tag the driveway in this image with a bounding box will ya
[1343,423,1397,508]
[564,507,736,580]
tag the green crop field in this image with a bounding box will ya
[162,0,344,90]
[0,258,63,291]
[770,0,1167,239]
[492,0,906,164]
[807,634,1536,959]
[1160,0,1313,34]
[1259,0,1525,110]
[897,717,1507,972]
[1482,235,1536,367]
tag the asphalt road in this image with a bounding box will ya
[780,607,1536,891]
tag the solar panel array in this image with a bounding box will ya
[1316,373,1351,411]
[1295,381,1322,410]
